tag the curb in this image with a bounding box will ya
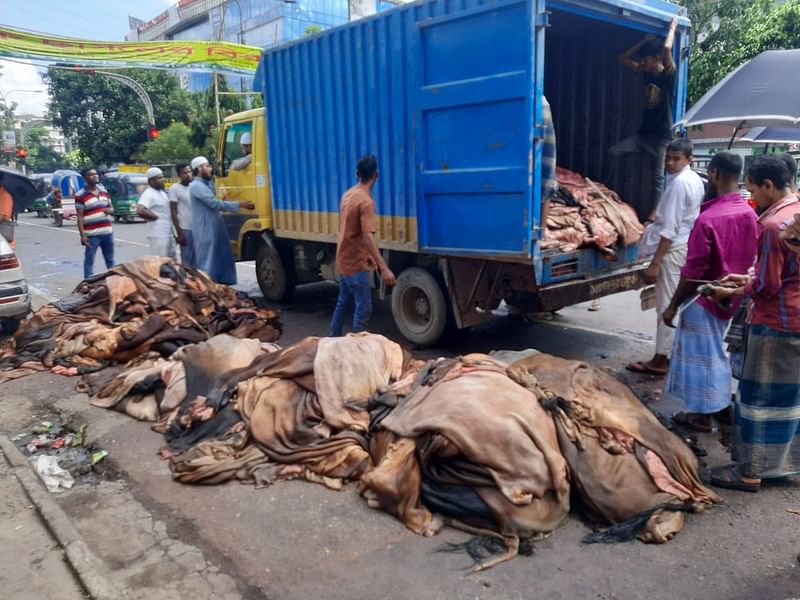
[0,436,128,600]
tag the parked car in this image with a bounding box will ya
[0,235,31,334]
[101,172,149,223]
[30,173,54,218]
[51,170,85,227]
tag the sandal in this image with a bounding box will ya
[672,412,713,433]
[625,361,669,376]
[710,465,761,493]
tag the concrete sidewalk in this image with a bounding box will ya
[0,455,86,600]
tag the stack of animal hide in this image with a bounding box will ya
[0,256,281,381]
[542,167,644,259]
[76,332,720,570]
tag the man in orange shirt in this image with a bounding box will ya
[330,155,396,336]
[0,185,15,248]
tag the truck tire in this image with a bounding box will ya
[53,212,63,227]
[256,243,296,302]
[391,267,449,346]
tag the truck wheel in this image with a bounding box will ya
[256,243,295,302]
[114,215,121,222]
[53,213,63,227]
[391,267,448,346]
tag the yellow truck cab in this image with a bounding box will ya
[216,109,300,302]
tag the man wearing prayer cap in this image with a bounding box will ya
[189,156,255,284]
[137,166,177,259]
[231,131,253,171]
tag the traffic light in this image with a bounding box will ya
[16,147,27,159]
[148,127,160,140]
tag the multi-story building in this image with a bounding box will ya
[126,0,356,92]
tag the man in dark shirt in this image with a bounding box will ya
[610,17,679,209]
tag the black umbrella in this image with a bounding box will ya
[680,49,800,130]
[0,166,39,212]
[738,126,800,144]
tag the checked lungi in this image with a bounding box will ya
[733,324,800,479]
[666,301,732,415]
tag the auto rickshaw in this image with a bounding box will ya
[100,171,151,223]
[30,173,54,218]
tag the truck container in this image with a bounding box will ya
[218,0,691,345]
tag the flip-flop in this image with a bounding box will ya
[672,412,713,433]
[625,361,669,376]
[710,465,761,493]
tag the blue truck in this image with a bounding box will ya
[218,0,691,345]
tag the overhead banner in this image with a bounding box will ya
[0,26,261,75]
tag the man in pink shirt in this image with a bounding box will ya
[662,152,759,434]
[706,155,800,491]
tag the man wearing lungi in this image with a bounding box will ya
[662,152,758,433]
[627,138,705,376]
[707,155,800,492]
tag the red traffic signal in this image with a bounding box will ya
[148,127,160,140]
[16,147,27,159]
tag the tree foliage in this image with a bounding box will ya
[44,68,193,166]
[680,0,800,105]
[138,122,202,164]
[24,125,64,172]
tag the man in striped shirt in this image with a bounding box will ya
[75,167,115,279]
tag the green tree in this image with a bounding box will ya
[679,0,800,104]
[24,125,64,172]
[138,122,201,164]
[44,68,193,165]
[187,76,248,159]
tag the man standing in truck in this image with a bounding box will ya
[330,155,396,336]
[611,17,679,209]
[627,138,704,376]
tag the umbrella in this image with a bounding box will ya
[738,126,800,144]
[680,49,800,129]
[0,166,39,212]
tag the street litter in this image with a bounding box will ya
[91,450,109,466]
[16,421,111,490]
[77,332,721,571]
[0,257,281,382]
[32,455,74,493]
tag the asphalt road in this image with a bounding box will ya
[3,210,799,600]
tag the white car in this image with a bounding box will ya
[0,235,31,334]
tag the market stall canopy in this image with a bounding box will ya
[738,126,800,144]
[0,167,38,211]
[680,49,800,129]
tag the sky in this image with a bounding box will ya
[1,0,175,116]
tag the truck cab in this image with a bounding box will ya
[218,109,297,301]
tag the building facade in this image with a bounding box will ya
[126,0,355,92]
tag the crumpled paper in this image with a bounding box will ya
[32,455,75,493]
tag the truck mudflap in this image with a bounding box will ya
[536,260,648,310]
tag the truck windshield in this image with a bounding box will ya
[221,122,253,176]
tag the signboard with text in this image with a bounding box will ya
[2,130,15,153]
